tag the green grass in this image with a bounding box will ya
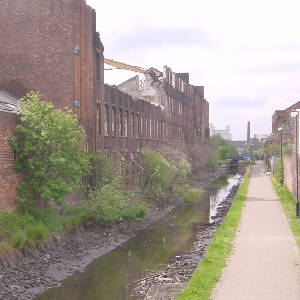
[272,178,300,249]
[0,187,148,252]
[176,167,252,300]
[184,188,202,203]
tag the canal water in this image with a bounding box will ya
[36,173,241,300]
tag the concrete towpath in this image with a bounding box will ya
[213,161,300,300]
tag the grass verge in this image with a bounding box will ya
[271,178,300,249]
[176,166,252,300]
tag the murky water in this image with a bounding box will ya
[36,174,240,300]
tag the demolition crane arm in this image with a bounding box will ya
[104,58,147,73]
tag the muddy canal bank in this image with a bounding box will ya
[0,202,180,300]
[135,184,240,299]
[0,164,243,300]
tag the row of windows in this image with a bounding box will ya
[97,104,184,141]
[166,96,184,115]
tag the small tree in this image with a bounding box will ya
[11,92,90,215]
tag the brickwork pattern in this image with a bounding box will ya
[0,112,19,209]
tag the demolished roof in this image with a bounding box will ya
[0,89,18,112]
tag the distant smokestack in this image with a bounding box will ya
[247,121,250,144]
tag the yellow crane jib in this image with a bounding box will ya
[104,58,147,74]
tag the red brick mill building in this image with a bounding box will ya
[0,0,209,209]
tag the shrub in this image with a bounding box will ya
[90,151,115,188]
[25,224,48,243]
[173,158,192,182]
[11,92,90,214]
[87,181,147,222]
[184,188,202,202]
[141,150,177,198]
[208,135,238,169]
[0,211,34,236]
[62,203,89,230]
[88,183,129,222]
[10,230,27,250]
[122,202,147,220]
[274,158,284,184]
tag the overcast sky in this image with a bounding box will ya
[87,0,300,140]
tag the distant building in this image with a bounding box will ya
[229,140,248,154]
[272,101,300,134]
[253,134,269,143]
[210,124,232,141]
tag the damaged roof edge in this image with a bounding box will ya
[0,89,18,112]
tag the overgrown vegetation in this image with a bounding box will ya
[183,188,202,203]
[87,181,146,222]
[272,177,300,249]
[11,92,90,215]
[1,94,201,254]
[140,149,192,200]
[207,135,238,169]
[176,166,251,300]
[0,93,147,253]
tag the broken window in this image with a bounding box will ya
[124,111,128,137]
[119,109,123,136]
[137,114,140,137]
[96,52,100,81]
[112,107,116,136]
[96,103,101,135]
[104,105,109,136]
[131,112,134,137]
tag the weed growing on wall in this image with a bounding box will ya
[11,92,90,215]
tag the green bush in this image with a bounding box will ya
[208,135,238,169]
[274,158,284,184]
[141,149,177,198]
[122,202,147,220]
[184,188,202,202]
[10,230,27,250]
[88,183,128,221]
[25,224,48,243]
[11,92,90,214]
[87,181,147,222]
[62,203,89,230]
[173,158,192,182]
[0,211,34,236]
[90,151,116,188]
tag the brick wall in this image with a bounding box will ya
[0,0,104,152]
[0,111,19,209]
[284,152,296,197]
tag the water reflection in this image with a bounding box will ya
[209,174,241,223]
[36,174,237,300]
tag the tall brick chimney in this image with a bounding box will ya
[247,121,251,145]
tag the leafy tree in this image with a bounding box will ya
[11,92,90,215]
[208,135,238,168]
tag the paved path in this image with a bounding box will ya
[213,161,300,300]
